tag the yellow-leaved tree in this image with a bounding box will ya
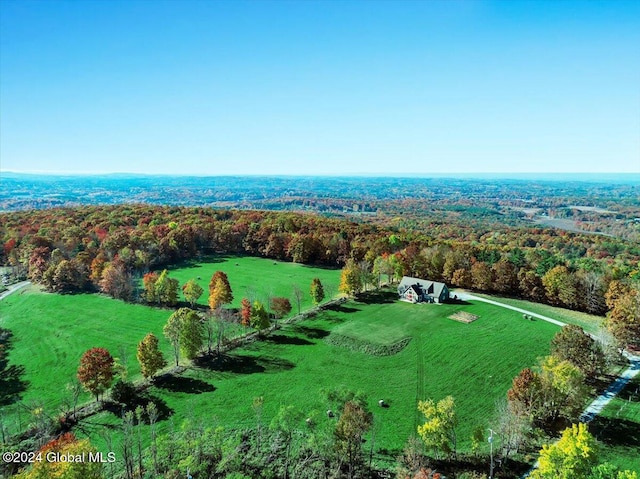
[532,423,597,479]
[417,395,457,459]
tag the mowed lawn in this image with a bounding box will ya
[470,292,605,334]
[82,293,561,467]
[591,375,640,473]
[165,255,342,311]
[0,285,173,429]
[0,256,340,434]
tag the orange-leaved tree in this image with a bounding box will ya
[77,347,114,401]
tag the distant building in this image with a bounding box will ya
[398,276,450,304]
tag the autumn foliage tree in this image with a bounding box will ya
[99,259,132,300]
[77,347,115,401]
[182,278,204,307]
[531,423,598,479]
[606,286,640,348]
[310,277,326,305]
[335,400,373,479]
[270,297,292,319]
[240,297,252,327]
[550,324,605,377]
[137,333,167,379]
[339,260,362,296]
[15,433,103,479]
[208,271,233,310]
[417,396,458,459]
[250,300,270,331]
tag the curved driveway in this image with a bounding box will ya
[454,291,640,477]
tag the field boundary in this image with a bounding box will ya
[325,333,412,356]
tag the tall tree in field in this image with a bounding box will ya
[240,297,252,327]
[507,367,542,419]
[537,355,590,425]
[208,271,233,310]
[250,300,271,331]
[99,259,132,300]
[155,269,178,306]
[271,297,292,319]
[335,400,373,479]
[182,278,203,307]
[530,423,598,479]
[550,324,605,377]
[137,333,167,379]
[417,396,458,459]
[180,308,205,360]
[292,284,303,314]
[339,260,362,296]
[142,271,159,303]
[163,310,183,366]
[310,278,326,305]
[77,347,115,401]
[163,308,204,365]
[606,287,640,348]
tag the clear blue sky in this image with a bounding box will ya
[1,0,639,175]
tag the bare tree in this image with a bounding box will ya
[292,284,303,315]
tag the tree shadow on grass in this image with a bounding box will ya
[154,375,215,394]
[195,353,295,375]
[292,325,330,340]
[0,328,29,407]
[591,417,640,448]
[324,304,361,314]
[355,290,397,304]
[102,393,174,423]
[265,334,313,346]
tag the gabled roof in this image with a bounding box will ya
[398,276,447,298]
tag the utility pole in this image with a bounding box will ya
[488,428,495,479]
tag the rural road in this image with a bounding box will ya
[453,291,640,477]
[0,280,31,302]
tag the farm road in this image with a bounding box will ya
[454,291,640,477]
[0,281,31,302]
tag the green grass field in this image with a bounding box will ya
[0,256,341,435]
[79,291,561,469]
[468,292,605,334]
[0,285,174,434]
[10,262,623,472]
[591,375,640,473]
[165,255,341,312]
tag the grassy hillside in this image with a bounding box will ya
[80,291,560,469]
[469,292,605,334]
[165,255,341,311]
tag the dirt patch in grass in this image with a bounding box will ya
[448,311,479,324]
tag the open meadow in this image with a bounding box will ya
[12,257,635,472]
[165,255,342,311]
[76,290,561,469]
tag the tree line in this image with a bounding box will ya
[1,204,638,343]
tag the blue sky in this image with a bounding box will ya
[1,0,639,175]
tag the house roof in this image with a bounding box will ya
[398,276,448,298]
